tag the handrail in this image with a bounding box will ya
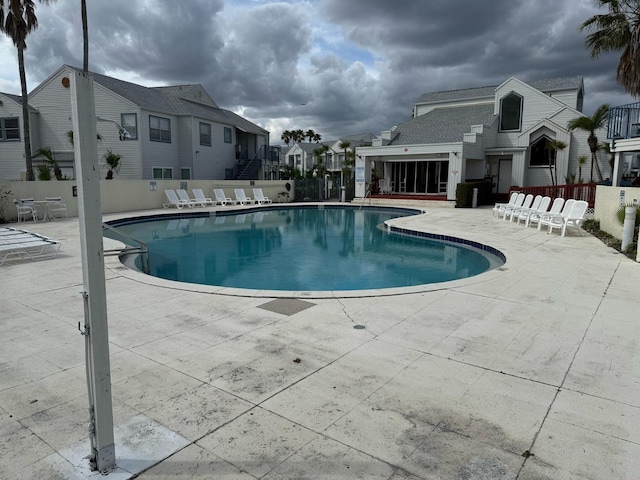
[102,223,149,274]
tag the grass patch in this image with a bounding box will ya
[583,219,638,261]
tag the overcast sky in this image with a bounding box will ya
[0,0,635,143]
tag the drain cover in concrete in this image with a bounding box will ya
[258,298,316,316]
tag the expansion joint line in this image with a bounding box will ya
[515,260,621,479]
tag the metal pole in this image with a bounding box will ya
[70,70,116,473]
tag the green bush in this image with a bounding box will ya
[455,180,492,208]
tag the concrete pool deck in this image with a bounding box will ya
[1,204,639,479]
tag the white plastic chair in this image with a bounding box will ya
[192,189,214,207]
[252,188,272,205]
[492,191,518,217]
[517,196,551,226]
[14,199,38,222]
[45,197,67,219]
[234,189,253,206]
[497,193,525,219]
[547,200,589,236]
[163,190,186,209]
[213,189,234,206]
[538,199,575,231]
[506,193,535,221]
[528,197,564,228]
[176,189,197,207]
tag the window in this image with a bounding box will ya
[180,168,191,179]
[224,126,232,143]
[121,113,138,140]
[0,117,20,141]
[149,115,171,142]
[288,155,295,166]
[152,167,172,179]
[529,136,551,167]
[499,92,523,131]
[199,122,211,146]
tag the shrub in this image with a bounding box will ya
[455,180,492,207]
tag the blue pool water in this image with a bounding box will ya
[105,206,504,291]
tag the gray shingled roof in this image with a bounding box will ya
[388,104,497,145]
[65,66,267,136]
[416,76,583,105]
[1,92,24,104]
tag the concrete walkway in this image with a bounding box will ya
[1,205,638,479]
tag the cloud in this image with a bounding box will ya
[1,0,636,143]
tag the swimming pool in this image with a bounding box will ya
[105,205,505,292]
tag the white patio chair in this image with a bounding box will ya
[492,191,518,217]
[496,193,525,219]
[538,199,575,231]
[192,189,214,207]
[252,188,272,205]
[547,200,589,237]
[14,199,42,222]
[213,188,234,206]
[506,193,535,221]
[45,197,67,219]
[163,189,186,209]
[517,196,550,226]
[234,189,253,206]
[379,179,392,195]
[176,189,198,207]
[528,197,564,228]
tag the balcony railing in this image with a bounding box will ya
[607,102,640,140]
[509,182,597,208]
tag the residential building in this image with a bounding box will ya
[356,76,607,200]
[0,65,272,181]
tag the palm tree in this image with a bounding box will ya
[293,129,305,143]
[280,130,292,146]
[102,149,122,179]
[312,132,322,143]
[305,129,316,143]
[580,1,640,96]
[546,139,567,186]
[567,104,610,182]
[0,0,55,181]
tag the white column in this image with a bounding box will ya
[611,151,623,187]
[70,71,116,473]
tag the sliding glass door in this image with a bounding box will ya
[390,161,448,194]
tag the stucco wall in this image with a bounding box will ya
[593,185,640,240]
[1,180,293,222]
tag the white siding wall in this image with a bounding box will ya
[140,110,181,179]
[0,96,26,180]
[178,116,193,177]
[549,90,578,110]
[29,70,144,179]
[93,84,143,179]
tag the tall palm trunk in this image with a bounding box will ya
[18,47,34,181]
[588,134,603,182]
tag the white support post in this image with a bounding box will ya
[70,70,116,473]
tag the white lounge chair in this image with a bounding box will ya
[176,189,198,207]
[547,200,589,236]
[252,188,272,205]
[234,189,253,206]
[497,193,525,219]
[517,196,551,226]
[379,179,392,195]
[192,189,214,207]
[493,192,518,217]
[13,199,38,222]
[45,197,67,219]
[506,193,535,221]
[528,197,564,228]
[538,199,575,231]
[213,189,234,206]
[0,227,61,265]
[164,189,187,209]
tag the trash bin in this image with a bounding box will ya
[341,186,346,203]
